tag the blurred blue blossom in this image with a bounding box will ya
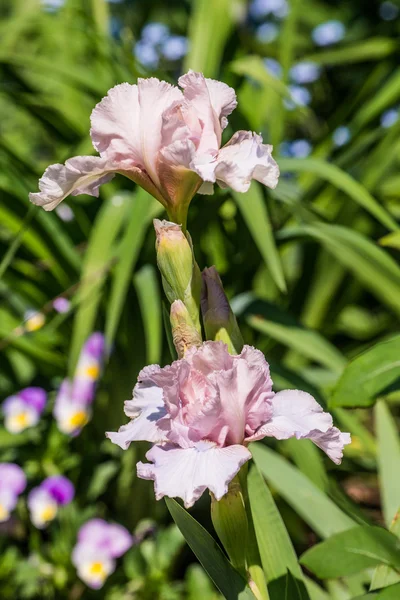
[312,20,345,46]
[110,16,122,39]
[55,204,74,222]
[290,61,321,84]
[161,36,189,61]
[134,41,159,69]
[249,0,288,19]
[280,139,312,157]
[290,139,312,158]
[286,85,311,108]
[379,1,399,20]
[263,58,282,78]
[256,22,279,43]
[332,126,351,147]
[41,0,65,11]
[380,108,399,128]
[142,23,170,45]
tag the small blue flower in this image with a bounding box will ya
[161,36,189,61]
[332,126,351,147]
[287,85,311,108]
[134,41,159,69]
[41,0,64,11]
[312,20,345,46]
[264,58,283,79]
[381,108,399,128]
[256,23,279,43]
[249,0,288,20]
[290,139,312,158]
[141,23,170,45]
[379,1,399,20]
[290,61,321,84]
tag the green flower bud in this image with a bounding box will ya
[154,219,201,333]
[170,300,202,358]
[201,266,243,354]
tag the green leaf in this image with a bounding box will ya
[69,195,129,373]
[248,466,309,600]
[239,297,346,375]
[251,444,355,538]
[375,401,400,527]
[165,498,255,600]
[232,185,287,293]
[184,0,244,77]
[331,336,400,408]
[278,158,398,232]
[134,265,162,365]
[352,583,400,599]
[280,224,400,318]
[105,190,162,346]
[303,38,396,66]
[371,510,400,590]
[300,526,400,579]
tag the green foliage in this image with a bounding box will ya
[1,0,400,598]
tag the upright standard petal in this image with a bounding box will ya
[137,78,183,187]
[204,78,237,130]
[137,441,251,508]
[90,83,143,162]
[247,389,351,464]
[106,379,167,449]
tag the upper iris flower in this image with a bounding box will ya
[107,341,350,508]
[29,71,279,225]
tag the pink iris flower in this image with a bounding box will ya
[72,518,133,589]
[29,71,279,221]
[107,341,350,508]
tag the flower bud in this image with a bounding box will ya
[154,219,201,333]
[170,300,202,358]
[201,266,243,354]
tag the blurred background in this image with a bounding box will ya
[1,0,400,597]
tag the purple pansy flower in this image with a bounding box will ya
[28,475,74,528]
[0,463,27,522]
[107,341,351,508]
[54,333,105,435]
[72,518,133,589]
[2,387,47,434]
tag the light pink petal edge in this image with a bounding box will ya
[137,441,251,508]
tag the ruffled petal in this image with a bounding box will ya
[137,441,251,508]
[308,428,351,465]
[247,390,333,441]
[106,380,167,449]
[29,156,116,211]
[194,131,279,193]
[30,156,165,211]
[137,78,183,187]
[90,83,143,163]
[178,71,221,153]
[247,389,351,464]
[205,78,237,130]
